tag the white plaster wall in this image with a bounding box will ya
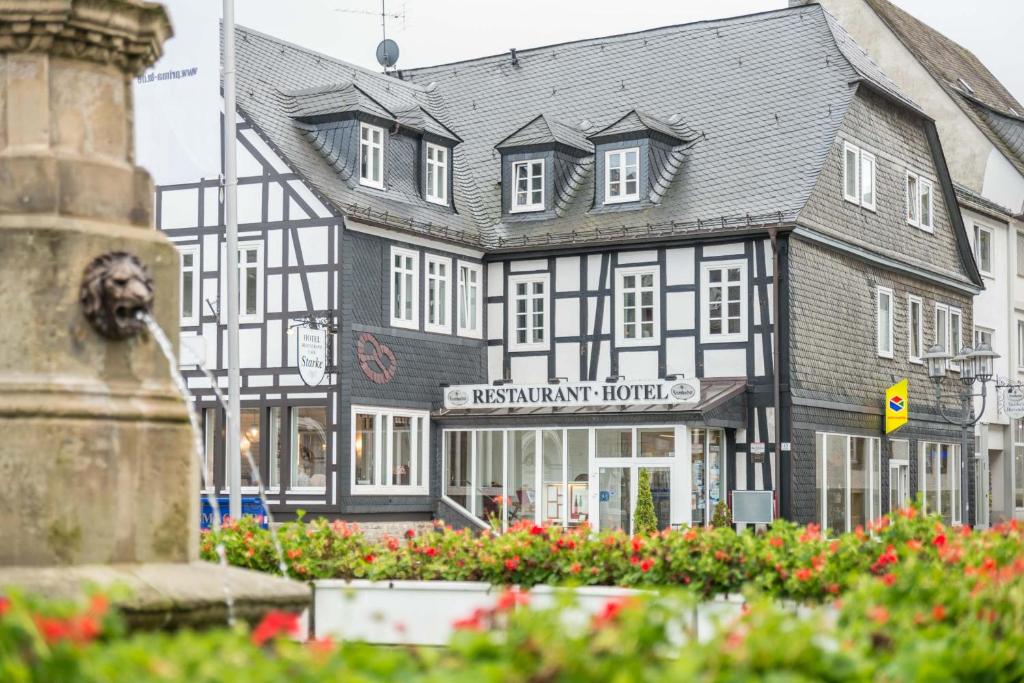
[703,348,746,378]
[618,350,658,379]
[510,355,548,384]
[665,247,695,286]
[555,256,580,291]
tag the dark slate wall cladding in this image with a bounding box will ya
[788,237,972,406]
[339,227,487,513]
[798,88,967,280]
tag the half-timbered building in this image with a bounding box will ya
[157,4,983,532]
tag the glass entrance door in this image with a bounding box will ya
[598,466,631,532]
[690,428,725,525]
[889,460,909,512]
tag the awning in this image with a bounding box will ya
[433,378,747,428]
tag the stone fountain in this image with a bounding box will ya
[0,0,308,628]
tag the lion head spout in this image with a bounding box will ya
[80,252,155,340]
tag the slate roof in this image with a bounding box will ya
[282,81,394,122]
[588,110,692,143]
[864,0,1024,177]
[232,4,922,250]
[496,115,591,153]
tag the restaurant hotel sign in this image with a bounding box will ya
[443,378,700,410]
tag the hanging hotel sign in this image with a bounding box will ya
[1005,387,1024,420]
[443,378,700,410]
[297,327,327,386]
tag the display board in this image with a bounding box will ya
[732,490,774,524]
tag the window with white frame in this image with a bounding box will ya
[604,148,640,204]
[842,141,875,211]
[511,159,544,212]
[1018,320,1024,370]
[701,261,746,342]
[615,267,659,346]
[905,171,934,231]
[178,245,199,325]
[390,246,419,329]
[974,327,993,353]
[973,223,993,276]
[908,295,923,363]
[290,406,327,491]
[509,273,548,350]
[351,406,429,494]
[359,123,384,189]
[815,433,882,534]
[425,143,448,205]
[877,286,894,358]
[238,243,262,322]
[919,442,962,525]
[950,307,963,369]
[1017,231,1024,277]
[425,255,451,334]
[457,261,482,338]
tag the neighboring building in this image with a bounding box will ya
[794,0,1024,525]
[157,4,981,532]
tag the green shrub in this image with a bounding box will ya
[634,468,658,535]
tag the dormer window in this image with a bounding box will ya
[425,143,448,205]
[359,123,384,189]
[604,148,640,204]
[512,159,545,212]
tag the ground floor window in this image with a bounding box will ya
[202,407,217,491]
[690,429,726,525]
[889,439,910,512]
[815,433,882,534]
[351,406,429,495]
[443,425,700,533]
[919,442,961,525]
[291,406,328,490]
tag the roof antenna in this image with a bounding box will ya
[510,48,519,67]
[375,0,400,73]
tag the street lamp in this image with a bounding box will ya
[923,342,1002,525]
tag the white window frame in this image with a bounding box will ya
[905,171,920,226]
[973,222,994,277]
[456,260,483,339]
[876,286,894,359]
[974,327,994,352]
[907,294,923,364]
[918,441,962,526]
[615,266,660,347]
[425,142,448,205]
[237,242,263,323]
[359,122,385,189]
[950,306,963,372]
[351,405,430,496]
[1017,320,1024,371]
[510,159,545,213]
[817,433,883,534]
[390,246,420,330]
[842,141,875,212]
[700,260,747,343]
[919,178,934,231]
[508,273,550,351]
[288,406,329,493]
[424,254,452,334]
[604,147,640,204]
[178,244,200,326]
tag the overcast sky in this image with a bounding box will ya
[231,0,1024,103]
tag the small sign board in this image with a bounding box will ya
[732,490,774,524]
[443,378,700,410]
[297,327,327,386]
[780,442,792,452]
[1006,387,1024,420]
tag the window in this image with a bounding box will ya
[359,123,384,189]
[701,261,747,342]
[202,407,217,491]
[919,442,962,525]
[908,295,923,363]
[511,159,544,212]
[604,148,640,204]
[238,243,262,322]
[876,287,893,358]
[935,303,961,371]
[973,223,993,276]
[425,143,448,205]
[236,407,261,491]
[390,246,419,329]
[1015,420,1024,510]
[842,142,875,211]
[616,267,659,346]
[1017,231,1024,277]
[351,406,429,494]
[974,327,993,350]
[291,406,327,491]
[815,433,882,534]
[1018,320,1024,370]
[457,261,482,338]
[425,255,451,334]
[509,274,548,350]
[905,172,934,231]
[268,406,283,490]
[179,245,199,325]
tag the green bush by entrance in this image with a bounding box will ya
[633,468,658,535]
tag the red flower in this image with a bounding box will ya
[630,555,641,566]
[932,605,946,621]
[826,583,840,594]
[286,548,302,560]
[932,533,947,548]
[0,596,10,617]
[714,550,728,562]
[496,589,529,611]
[769,536,784,548]
[683,528,698,542]
[592,598,631,628]
[529,525,545,536]
[35,616,71,644]
[504,556,520,571]
[871,545,898,574]
[424,546,438,558]
[453,608,487,631]
[794,567,813,582]
[631,536,645,553]
[405,529,416,539]
[252,611,301,646]
[569,562,582,575]
[640,558,655,573]
[906,539,923,551]
[799,524,821,543]
[386,537,400,551]
[363,554,376,564]
[867,606,890,625]
[881,573,897,587]
[308,636,335,655]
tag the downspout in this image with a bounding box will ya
[769,227,783,518]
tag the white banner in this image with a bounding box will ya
[443,379,700,410]
[134,0,221,186]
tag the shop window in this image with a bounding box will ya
[541,430,564,525]
[616,267,659,346]
[425,254,451,334]
[202,407,217,491]
[291,406,327,490]
[638,428,674,458]
[179,245,199,325]
[457,261,482,338]
[596,428,632,458]
[815,432,882,533]
[444,431,471,511]
[876,287,893,358]
[908,295,923,363]
[507,430,536,525]
[508,273,548,351]
[268,407,283,490]
[919,442,961,525]
[701,260,746,342]
[476,431,505,524]
[566,429,589,527]
[236,407,261,490]
[390,246,419,329]
[690,429,725,525]
[351,406,428,495]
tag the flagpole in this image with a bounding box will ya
[223,0,242,521]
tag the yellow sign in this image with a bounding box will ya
[885,379,908,434]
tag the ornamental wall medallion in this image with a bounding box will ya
[356,332,397,384]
